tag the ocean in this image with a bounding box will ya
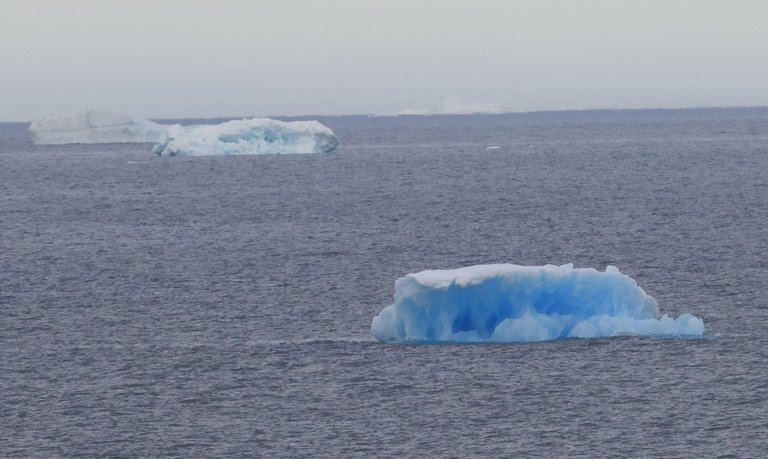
[2,109,767,457]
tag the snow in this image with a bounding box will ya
[152,118,339,156]
[29,110,166,145]
[371,264,705,343]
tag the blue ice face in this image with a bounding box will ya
[371,264,704,343]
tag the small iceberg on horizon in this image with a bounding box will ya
[29,109,166,145]
[152,118,339,156]
[394,96,516,116]
[371,264,705,343]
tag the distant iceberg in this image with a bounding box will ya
[395,96,515,116]
[29,110,166,145]
[152,118,339,156]
[371,264,705,343]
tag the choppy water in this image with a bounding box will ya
[2,109,768,457]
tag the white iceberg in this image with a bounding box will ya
[371,264,705,343]
[29,110,166,145]
[152,118,339,156]
[396,96,515,116]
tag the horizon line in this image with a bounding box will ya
[4,104,768,124]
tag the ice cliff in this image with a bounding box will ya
[152,118,339,156]
[371,264,705,343]
[29,110,166,145]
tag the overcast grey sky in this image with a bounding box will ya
[1,0,767,121]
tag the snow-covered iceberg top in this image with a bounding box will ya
[371,264,705,343]
[152,118,339,156]
[29,110,166,145]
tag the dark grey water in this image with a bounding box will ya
[2,109,768,457]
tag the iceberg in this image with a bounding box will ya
[29,110,166,145]
[371,264,705,343]
[152,118,339,156]
[395,96,515,116]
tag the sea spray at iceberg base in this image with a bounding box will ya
[152,118,339,156]
[371,264,705,343]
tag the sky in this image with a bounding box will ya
[1,0,768,121]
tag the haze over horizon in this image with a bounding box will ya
[2,0,767,122]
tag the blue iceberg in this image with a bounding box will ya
[152,118,339,156]
[371,264,704,343]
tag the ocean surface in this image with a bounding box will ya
[2,109,767,457]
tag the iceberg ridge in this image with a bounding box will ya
[152,118,339,156]
[371,264,705,343]
[29,110,166,145]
